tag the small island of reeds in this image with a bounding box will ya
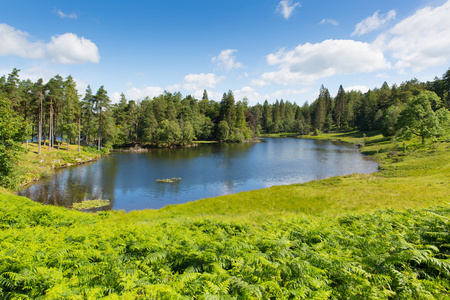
[156,177,182,183]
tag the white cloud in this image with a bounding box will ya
[233,86,262,103]
[192,89,223,101]
[270,88,308,99]
[352,10,396,36]
[345,85,370,93]
[277,0,301,20]
[47,33,99,64]
[110,92,121,103]
[0,65,55,83]
[0,23,99,64]
[212,49,243,70]
[252,39,390,86]
[55,9,78,19]
[166,83,181,91]
[112,86,165,103]
[379,0,450,72]
[183,73,224,91]
[0,23,45,58]
[319,19,339,26]
[376,73,389,79]
[73,77,88,96]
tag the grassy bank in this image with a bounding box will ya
[1,133,449,298]
[16,142,107,188]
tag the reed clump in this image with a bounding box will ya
[156,177,181,183]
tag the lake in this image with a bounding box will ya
[19,138,379,211]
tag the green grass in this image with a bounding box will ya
[72,199,111,210]
[193,140,220,144]
[1,133,450,298]
[259,132,299,138]
[17,142,106,188]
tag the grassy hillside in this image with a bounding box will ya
[0,134,449,299]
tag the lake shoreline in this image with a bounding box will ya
[18,136,379,211]
[111,138,264,152]
[15,143,107,192]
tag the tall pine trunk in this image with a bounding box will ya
[78,114,81,152]
[48,99,53,150]
[85,111,91,146]
[98,106,102,151]
[38,92,43,154]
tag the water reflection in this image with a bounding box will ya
[19,138,378,211]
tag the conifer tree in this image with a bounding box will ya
[63,75,79,150]
[93,86,111,150]
[334,85,346,128]
[314,85,329,131]
[262,100,272,132]
[82,86,94,145]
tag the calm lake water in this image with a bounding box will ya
[19,138,379,211]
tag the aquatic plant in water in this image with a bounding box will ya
[156,177,181,183]
[72,199,110,210]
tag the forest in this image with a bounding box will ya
[1,67,450,190]
[2,67,450,148]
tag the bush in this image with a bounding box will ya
[313,129,321,136]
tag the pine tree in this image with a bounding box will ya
[82,86,94,146]
[220,90,236,128]
[262,100,272,132]
[199,89,209,115]
[93,86,111,150]
[334,85,346,128]
[314,85,329,131]
[46,75,64,149]
[235,101,246,129]
[5,68,21,111]
[63,75,79,150]
[33,79,45,154]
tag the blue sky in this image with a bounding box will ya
[1,0,449,105]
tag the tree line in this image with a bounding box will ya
[1,67,450,188]
[2,67,450,149]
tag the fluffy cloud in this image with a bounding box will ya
[344,85,370,93]
[233,86,262,103]
[276,0,301,20]
[183,73,224,91]
[0,23,99,64]
[111,86,165,103]
[192,89,223,101]
[0,24,45,58]
[212,49,243,70]
[319,19,339,26]
[55,9,78,19]
[47,33,99,64]
[352,10,396,36]
[378,0,450,72]
[269,88,308,99]
[252,39,390,86]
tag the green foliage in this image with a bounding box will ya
[217,120,230,141]
[1,193,449,298]
[0,95,28,189]
[156,178,181,183]
[72,199,111,210]
[396,91,443,144]
[381,105,402,137]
